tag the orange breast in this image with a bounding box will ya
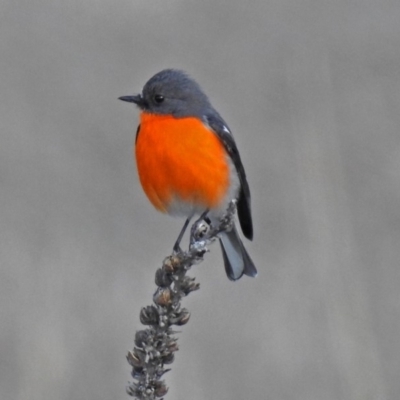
[135,112,230,214]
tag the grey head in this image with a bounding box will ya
[119,69,213,118]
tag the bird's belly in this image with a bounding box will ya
[135,114,235,216]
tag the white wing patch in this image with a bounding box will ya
[222,124,231,134]
[203,116,231,135]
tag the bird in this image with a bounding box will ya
[119,69,256,280]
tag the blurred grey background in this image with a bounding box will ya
[1,0,399,399]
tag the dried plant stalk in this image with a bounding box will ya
[126,202,237,399]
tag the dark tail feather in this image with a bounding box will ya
[219,225,257,281]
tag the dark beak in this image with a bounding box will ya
[118,94,143,104]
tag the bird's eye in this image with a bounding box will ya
[154,94,164,104]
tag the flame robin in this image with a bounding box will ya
[119,69,257,280]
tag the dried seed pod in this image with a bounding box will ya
[170,308,190,326]
[163,255,182,274]
[126,382,142,397]
[154,381,169,398]
[127,350,143,367]
[162,352,175,364]
[131,366,144,379]
[180,276,200,295]
[134,329,151,348]
[167,341,179,352]
[155,268,173,287]
[153,287,173,307]
[140,305,159,325]
[133,347,146,362]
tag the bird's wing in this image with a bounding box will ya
[205,112,253,240]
